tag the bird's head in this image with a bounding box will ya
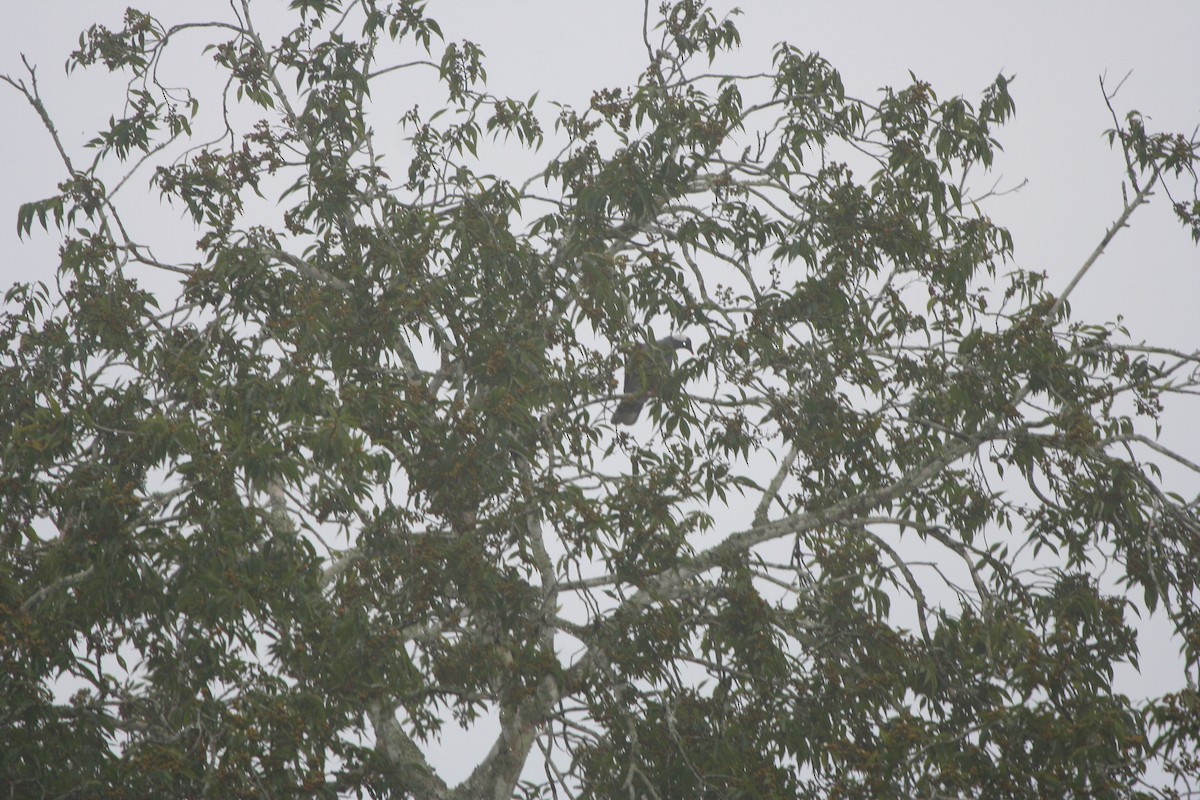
[667,333,693,353]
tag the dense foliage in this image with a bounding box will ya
[3,2,1200,797]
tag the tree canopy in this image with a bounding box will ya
[3,2,1200,797]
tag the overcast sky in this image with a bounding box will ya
[4,2,1197,367]
[3,0,1198,785]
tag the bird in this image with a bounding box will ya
[611,334,693,425]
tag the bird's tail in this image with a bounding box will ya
[611,400,642,425]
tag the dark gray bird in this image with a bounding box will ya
[612,334,693,425]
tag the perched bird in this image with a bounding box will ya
[612,334,693,425]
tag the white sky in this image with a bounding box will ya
[4,1,1197,361]
[3,0,1199,788]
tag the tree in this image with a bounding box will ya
[3,1,1200,797]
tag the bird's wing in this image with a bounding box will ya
[645,339,678,394]
[613,343,650,425]
[612,339,682,425]
[622,344,646,396]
